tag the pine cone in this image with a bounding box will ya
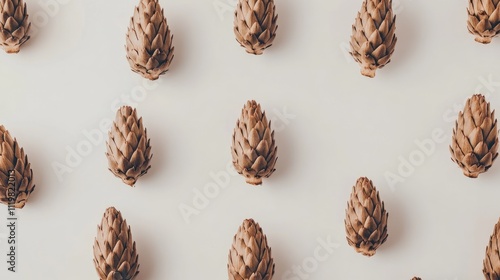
[231,100,277,185]
[0,0,30,53]
[450,94,498,178]
[228,219,275,280]
[345,177,388,256]
[234,0,278,55]
[350,0,397,78]
[0,126,35,209]
[93,207,139,280]
[106,106,152,186]
[484,218,500,280]
[467,0,500,44]
[126,0,174,80]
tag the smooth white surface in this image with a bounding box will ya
[0,0,499,279]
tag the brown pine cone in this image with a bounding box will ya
[228,218,275,280]
[0,125,35,209]
[450,94,498,178]
[345,177,388,256]
[106,106,152,186]
[467,0,500,44]
[126,0,174,80]
[484,218,500,280]
[231,100,277,185]
[93,207,139,280]
[234,0,278,55]
[0,0,30,53]
[350,0,397,77]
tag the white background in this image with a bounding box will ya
[0,0,499,279]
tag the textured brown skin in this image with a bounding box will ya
[232,100,277,185]
[234,0,278,55]
[126,0,174,80]
[350,0,397,78]
[450,94,498,178]
[0,126,35,209]
[345,177,388,257]
[106,106,152,187]
[228,219,275,280]
[93,207,139,280]
[0,0,30,53]
[467,0,500,44]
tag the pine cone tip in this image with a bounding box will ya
[476,36,492,44]
[246,177,263,185]
[464,169,479,178]
[121,174,137,187]
[361,66,376,78]
[4,45,21,54]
